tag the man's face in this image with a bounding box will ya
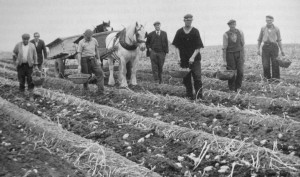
[229,22,236,29]
[34,33,40,41]
[154,24,160,31]
[184,18,193,27]
[22,38,29,45]
[266,18,273,25]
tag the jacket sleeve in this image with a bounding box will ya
[42,40,47,58]
[13,44,19,59]
[33,46,38,64]
[239,30,245,47]
[222,33,228,50]
[165,32,169,53]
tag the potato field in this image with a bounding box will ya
[0,44,299,177]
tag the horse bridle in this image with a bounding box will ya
[134,26,146,44]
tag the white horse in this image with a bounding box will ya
[105,22,146,87]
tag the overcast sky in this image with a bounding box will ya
[0,0,299,51]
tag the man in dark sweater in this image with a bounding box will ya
[146,21,169,84]
[222,19,245,92]
[30,32,47,70]
[172,14,204,100]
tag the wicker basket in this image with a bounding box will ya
[277,57,292,68]
[68,74,91,84]
[216,70,236,80]
[32,70,45,87]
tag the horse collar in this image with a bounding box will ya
[119,29,138,51]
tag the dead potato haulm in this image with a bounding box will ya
[1,45,300,176]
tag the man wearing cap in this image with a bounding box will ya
[146,21,169,84]
[13,34,38,100]
[222,19,245,92]
[172,14,204,100]
[77,29,104,94]
[257,15,285,80]
[30,32,47,71]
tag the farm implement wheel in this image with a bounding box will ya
[54,58,65,78]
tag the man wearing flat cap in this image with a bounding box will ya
[146,21,169,84]
[222,19,245,92]
[257,15,285,80]
[30,32,47,71]
[77,29,104,94]
[172,14,204,100]
[13,33,38,100]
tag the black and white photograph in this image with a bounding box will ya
[0,0,300,176]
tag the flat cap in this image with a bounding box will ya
[184,14,193,19]
[266,15,274,19]
[153,21,160,26]
[84,29,93,36]
[22,33,30,39]
[227,19,236,25]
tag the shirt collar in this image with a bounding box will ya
[266,24,275,29]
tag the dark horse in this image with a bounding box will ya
[93,21,113,33]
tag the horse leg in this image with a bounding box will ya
[108,58,115,86]
[130,57,138,85]
[119,58,128,87]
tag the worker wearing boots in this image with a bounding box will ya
[77,29,104,95]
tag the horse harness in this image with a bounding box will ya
[100,26,145,60]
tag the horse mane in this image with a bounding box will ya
[124,22,141,44]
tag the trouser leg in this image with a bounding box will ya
[91,58,104,93]
[37,64,42,71]
[157,52,166,83]
[25,65,34,91]
[226,52,237,91]
[235,51,244,89]
[80,58,91,90]
[262,45,271,79]
[17,65,26,92]
[150,51,159,81]
[183,71,193,99]
[191,59,202,99]
[270,44,280,79]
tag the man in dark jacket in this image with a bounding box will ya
[30,32,47,70]
[172,14,204,100]
[146,21,169,84]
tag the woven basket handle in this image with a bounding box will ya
[32,70,46,78]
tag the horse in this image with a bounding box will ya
[105,22,146,88]
[93,21,113,33]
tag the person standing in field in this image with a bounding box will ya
[146,21,169,84]
[12,33,38,101]
[222,19,245,92]
[30,32,47,71]
[77,29,104,94]
[257,15,285,80]
[172,14,204,100]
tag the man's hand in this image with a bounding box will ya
[257,50,261,56]
[189,57,194,64]
[96,58,102,65]
[78,65,82,73]
[281,51,285,56]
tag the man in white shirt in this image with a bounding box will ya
[13,33,38,100]
[77,29,104,94]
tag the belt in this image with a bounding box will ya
[264,42,277,45]
[82,56,95,59]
